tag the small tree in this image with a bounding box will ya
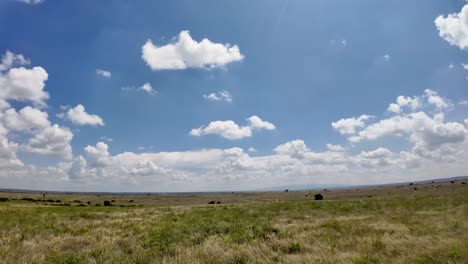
[104,200,112,206]
[314,194,323,200]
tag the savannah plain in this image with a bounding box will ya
[0,180,466,264]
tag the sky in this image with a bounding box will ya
[0,0,467,192]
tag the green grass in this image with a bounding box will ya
[0,186,466,263]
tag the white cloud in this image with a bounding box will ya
[96,69,111,78]
[0,65,49,108]
[190,116,275,140]
[1,106,50,131]
[22,124,73,160]
[435,4,468,50]
[326,144,345,152]
[387,95,421,114]
[203,90,232,103]
[349,112,466,151]
[84,142,110,167]
[59,104,104,126]
[0,50,30,71]
[383,54,391,61]
[247,115,276,130]
[247,147,257,152]
[68,155,87,180]
[190,120,252,140]
[138,82,156,95]
[15,0,44,4]
[142,30,244,70]
[463,63,468,70]
[424,89,451,109]
[274,139,310,159]
[331,115,372,135]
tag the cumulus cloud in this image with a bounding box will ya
[96,69,111,78]
[247,147,257,153]
[435,4,468,50]
[274,139,310,159]
[190,120,252,140]
[349,112,465,149]
[387,95,421,114]
[326,144,345,152]
[138,82,156,95]
[424,89,451,109]
[203,90,232,103]
[142,30,244,70]
[247,115,276,130]
[22,124,73,159]
[84,142,110,167]
[58,104,104,126]
[190,116,275,140]
[331,115,372,135]
[1,106,50,131]
[0,50,30,71]
[0,65,49,108]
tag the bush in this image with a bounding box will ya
[73,200,82,203]
[0,197,9,202]
[314,194,324,200]
[104,201,112,206]
[55,200,61,203]
[208,201,216,204]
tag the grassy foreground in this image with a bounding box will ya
[0,184,467,263]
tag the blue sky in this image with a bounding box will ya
[0,0,467,191]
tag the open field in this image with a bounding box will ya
[0,180,467,263]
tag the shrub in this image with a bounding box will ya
[314,194,324,200]
[73,200,82,203]
[104,201,112,206]
[0,197,9,202]
[208,201,216,204]
[129,200,134,202]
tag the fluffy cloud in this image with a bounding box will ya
[22,124,73,159]
[326,144,345,152]
[387,95,421,114]
[203,90,232,103]
[424,89,451,109]
[142,30,244,70]
[190,116,275,140]
[331,115,372,135]
[349,112,465,149]
[1,106,50,131]
[138,82,156,95]
[190,120,252,140]
[59,104,104,126]
[435,4,468,50]
[0,50,30,71]
[274,139,310,159]
[0,66,49,108]
[84,142,110,167]
[247,115,276,130]
[96,69,111,78]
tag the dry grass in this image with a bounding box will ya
[0,181,466,263]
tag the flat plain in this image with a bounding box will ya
[0,180,467,263]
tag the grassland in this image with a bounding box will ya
[0,181,467,263]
